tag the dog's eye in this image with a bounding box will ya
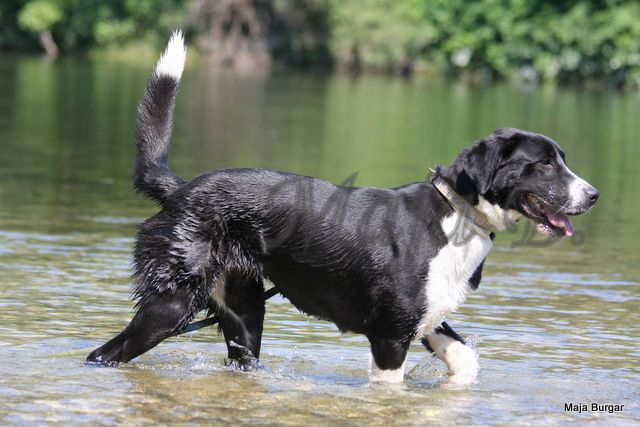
[539,159,553,167]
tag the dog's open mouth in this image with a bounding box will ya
[521,194,574,237]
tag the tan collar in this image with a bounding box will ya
[431,176,493,237]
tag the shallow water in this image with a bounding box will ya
[0,54,638,425]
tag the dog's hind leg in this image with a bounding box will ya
[87,287,200,365]
[421,321,478,385]
[214,271,265,371]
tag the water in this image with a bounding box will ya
[0,53,638,425]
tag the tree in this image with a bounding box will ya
[17,0,63,57]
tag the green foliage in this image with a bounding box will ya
[3,0,187,51]
[329,0,433,70]
[17,0,63,33]
[329,0,640,87]
[413,0,640,86]
[4,0,640,87]
[94,19,135,44]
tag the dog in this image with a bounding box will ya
[87,31,599,385]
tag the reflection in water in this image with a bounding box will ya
[0,54,638,425]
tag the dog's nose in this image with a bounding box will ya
[585,186,599,203]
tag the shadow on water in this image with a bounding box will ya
[0,53,638,425]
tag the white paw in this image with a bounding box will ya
[443,341,478,386]
[369,354,406,383]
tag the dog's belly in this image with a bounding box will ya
[262,258,374,333]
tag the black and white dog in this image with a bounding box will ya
[87,32,599,385]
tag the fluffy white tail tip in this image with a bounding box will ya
[154,30,187,80]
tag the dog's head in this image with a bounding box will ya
[439,128,599,237]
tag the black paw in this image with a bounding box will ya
[86,349,120,366]
[224,342,262,371]
[86,337,127,366]
[224,356,263,372]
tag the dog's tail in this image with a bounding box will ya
[134,30,187,204]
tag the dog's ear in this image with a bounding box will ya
[463,140,500,195]
[491,127,524,140]
[463,130,518,195]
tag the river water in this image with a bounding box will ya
[0,54,638,425]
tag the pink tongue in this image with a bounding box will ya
[546,209,574,236]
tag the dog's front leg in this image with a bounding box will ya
[367,337,410,383]
[422,321,478,385]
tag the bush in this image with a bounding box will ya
[17,0,62,34]
[5,0,640,87]
[329,0,434,72]
[5,0,187,51]
[330,0,640,88]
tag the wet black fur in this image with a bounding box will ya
[87,67,598,373]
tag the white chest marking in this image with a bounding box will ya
[419,213,493,335]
